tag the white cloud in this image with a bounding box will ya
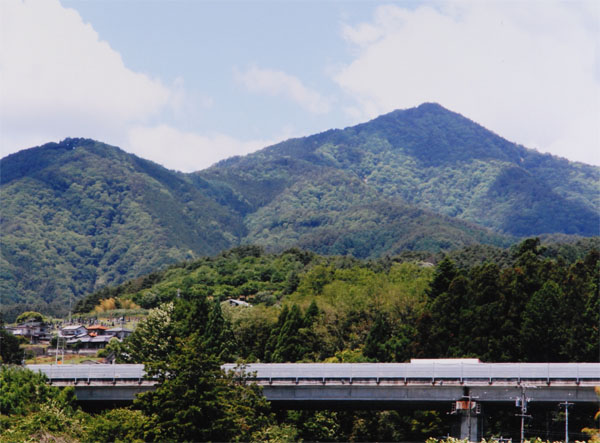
[335,1,600,165]
[236,65,331,114]
[127,125,277,172]
[0,0,172,156]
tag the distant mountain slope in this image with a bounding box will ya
[1,139,244,314]
[200,103,599,237]
[242,169,508,257]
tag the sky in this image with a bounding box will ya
[1,0,598,171]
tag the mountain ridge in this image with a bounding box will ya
[199,103,598,237]
[1,103,598,316]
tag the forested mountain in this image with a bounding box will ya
[1,103,598,316]
[0,139,245,316]
[200,103,598,238]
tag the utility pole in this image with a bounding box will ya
[560,402,573,443]
[55,336,65,365]
[515,386,532,443]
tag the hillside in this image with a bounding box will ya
[200,103,599,238]
[0,139,244,316]
[2,103,599,316]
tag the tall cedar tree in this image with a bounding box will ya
[272,304,307,362]
[135,334,273,442]
[203,300,237,362]
[364,313,394,361]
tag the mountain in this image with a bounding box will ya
[0,139,245,316]
[200,103,598,238]
[1,104,598,316]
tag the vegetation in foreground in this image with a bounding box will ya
[2,238,598,441]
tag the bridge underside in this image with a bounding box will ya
[261,383,599,408]
[66,382,598,406]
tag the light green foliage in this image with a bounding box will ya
[0,366,87,442]
[75,246,317,315]
[118,302,176,363]
[85,408,147,443]
[250,422,299,442]
[15,311,44,323]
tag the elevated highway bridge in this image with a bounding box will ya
[28,362,600,404]
[28,362,599,441]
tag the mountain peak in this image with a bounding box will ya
[414,102,447,112]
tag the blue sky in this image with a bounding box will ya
[2,0,598,171]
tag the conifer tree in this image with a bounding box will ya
[364,313,393,361]
[272,304,306,362]
[203,300,237,362]
[304,300,320,326]
[264,305,289,362]
[136,334,273,442]
[520,281,563,361]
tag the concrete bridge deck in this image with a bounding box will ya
[28,362,599,404]
[27,362,599,441]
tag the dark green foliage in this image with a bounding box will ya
[201,103,598,246]
[86,239,598,366]
[520,281,564,361]
[2,239,599,441]
[0,327,23,364]
[203,300,237,361]
[271,304,307,362]
[83,408,147,443]
[134,335,273,442]
[0,315,23,364]
[427,257,458,298]
[1,138,245,318]
[415,239,600,362]
[0,366,84,441]
[364,313,396,361]
[304,299,319,324]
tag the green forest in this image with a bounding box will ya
[3,238,597,441]
[2,103,599,318]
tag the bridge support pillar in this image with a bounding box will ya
[453,398,481,442]
[459,411,480,442]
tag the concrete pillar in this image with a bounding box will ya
[459,410,479,442]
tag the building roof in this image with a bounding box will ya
[225,299,252,307]
[87,325,108,330]
[62,325,87,330]
[66,335,92,344]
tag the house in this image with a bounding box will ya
[59,324,88,339]
[66,334,113,350]
[8,320,52,343]
[225,299,252,307]
[106,327,132,340]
